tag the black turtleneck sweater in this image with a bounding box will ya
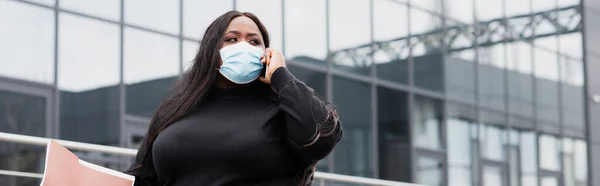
[131,68,342,186]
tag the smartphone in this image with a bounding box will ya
[260,63,267,77]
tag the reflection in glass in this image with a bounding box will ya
[329,0,372,75]
[539,134,561,171]
[560,33,585,129]
[534,38,560,123]
[521,132,538,186]
[412,96,442,150]
[478,44,506,111]
[533,0,556,12]
[509,147,519,186]
[332,77,372,177]
[447,118,472,186]
[415,157,442,186]
[0,172,42,186]
[236,0,282,50]
[0,1,54,84]
[373,0,409,84]
[182,40,198,72]
[445,0,474,24]
[58,14,121,145]
[125,0,180,34]
[284,0,327,61]
[23,0,55,6]
[558,0,580,7]
[377,87,409,182]
[446,49,475,104]
[411,8,444,92]
[183,0,233,40]
[506,41,533,117]
[124,28,179,118]
[480,125,505,161]
[476,0,503,21]
[60,0,120,21]
[286,66,326,97]
[505,0,530,17]
[564,154,575,186]
[0,91,46,185]
[483,166,503,186]
[541,176,559,186]
[411,0,442,13]
[574,140,588,185]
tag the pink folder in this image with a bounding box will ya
[40,140,135,186]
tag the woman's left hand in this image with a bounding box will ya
[259,48,286,85]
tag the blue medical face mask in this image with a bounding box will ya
[218,41,265,84]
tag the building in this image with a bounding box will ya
[0,0,598,186]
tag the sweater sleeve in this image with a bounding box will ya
[271,67,343,163]
[129,142,159,186]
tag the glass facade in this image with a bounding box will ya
[0,0,592,186]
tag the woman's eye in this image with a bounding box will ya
[250,40,260,45]
[226,38,237,42]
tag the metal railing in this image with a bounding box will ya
[0,132,426,186]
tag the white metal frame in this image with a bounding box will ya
[0,132,426,186]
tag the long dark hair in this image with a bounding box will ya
[125,10,316,186]
[125,10,269,175]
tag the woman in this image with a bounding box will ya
[125,10,342,186]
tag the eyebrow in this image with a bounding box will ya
[225,30,260,37]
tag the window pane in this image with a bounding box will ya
[534,37,560,123]
[411,8,444,92]
[558,0,579,7]
[412,96,443,150]
[237,0,283,50]
[447,103,473,186]
[0,91,47,177]
[125,0,180,34]
[124,28,179,118]
[24,0,55,6]
[539,134,561,171]
[533,0,556,12]
[0,91,46,137]
[0,1,54,84]
[520,131,538,182]
[509,147,519,186]
[476,0,502,21]
[285,0,327,62]
[446,49,476,104]
[329,0,372,75]
[564,155,575,186]
[506,0,530,17]
[183,0,233,40]
[373,0,409,84]
[573,140,587,183]
[0,175,41,186]
[58,14,121,145]
[506,41,533,117]
[560,33,584,130]
[541,176,559,186]
[445,0,474,24]
[182,40,198,72]
[60,0,120,21]
[412,0,442,13]
[478,44,506,111]
[377,87,409,182]
[415,156,443,186]
[287,66,326,97]
[481,125,505,161]
[484,166,503,186]
[332,77,372,177]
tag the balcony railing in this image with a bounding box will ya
[0,132,425,186]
